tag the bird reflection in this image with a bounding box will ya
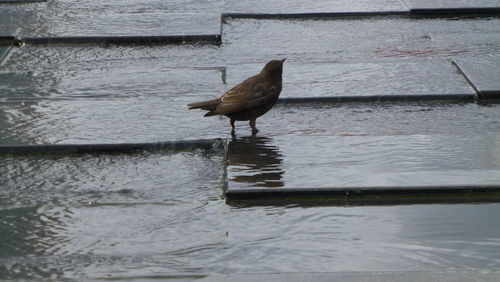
[227,135,284,188]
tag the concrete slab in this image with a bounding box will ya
[0,149,224,217]
[453,56,500,99]
[226,59,474,99]
[407,0,500,15]
[0,149,226,277]
[222,17,500,64]
[225,0,408,14]
[0,3,39,36]
[201,270,500,282]
[1,1,223,41]
[2,44,222,70]
[225,103,500,199]
[12,0,222,38]
[19,12,221,39]
[0,46,230,144]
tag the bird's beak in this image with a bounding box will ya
[281,58,287,63]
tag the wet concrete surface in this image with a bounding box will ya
[226,103,500,192]
[407,0,500,9]
[1,1,222,38]
[0,45,228,144]
[224,0,408,14]
[453,55,500,98]
[0,150,223,209]
[227,59,474,98]
[201,270,500,282]
[2,1,500,280]
[3,199,500,278]
[222,17,500,64]
[0,151,226,278]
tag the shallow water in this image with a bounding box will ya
[223,17,500,64]
[224,0,407,13]
[3,197,500,278]
[2,102,500,279]
[227,103,500,189]
[2,8,500,280]
[226,59,474,98]
[1,0,222,37]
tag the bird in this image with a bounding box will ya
[188,58,285,134]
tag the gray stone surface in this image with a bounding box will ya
[20,12,221,38]
[222,17,500,65]
[0,46,229,144]
[224,0,408,14]
[227,59,474,98]
[0,4,38,36]
[226,103,500,195]
[453,56,500,98]
[407,0,500,9]
[3,1,500,279]
[199,270,500,282]
[0,150,224,209]
[0,151,226,279]
[1,0,222,38]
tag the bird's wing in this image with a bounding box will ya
[215,81,279,115]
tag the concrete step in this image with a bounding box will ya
[226,59,475,100]
[223,0,408,15]
[453,55,500,99]
[225,102,500,202]
[222,17,500,64]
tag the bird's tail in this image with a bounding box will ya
[187,98,220,110]
[188,98,221,117]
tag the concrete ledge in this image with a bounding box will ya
[0,139,224,155]
[199,270,500,282]
[452,57,500,99]
[19,35,222,46]
[277,94,474,104]
[222,8,500,20]
[223,11,409,19]
[0,36,15,45]
[410,7,500,16]
[225,185,500,204]
[227,184,500,199]
[478,90,500,99]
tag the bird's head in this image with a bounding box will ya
[262,58,286,81]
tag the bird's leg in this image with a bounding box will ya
[230,119,236,134]
[249,119,259,135]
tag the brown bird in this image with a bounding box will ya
[188,58,285,134]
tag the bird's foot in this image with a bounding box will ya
[249,119,258,135]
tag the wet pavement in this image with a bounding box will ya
[453,55,500,98]
[227,103,500,193]
[1,0,500,280]
[407,0,500,9]
[228,59,474,99]
[224,0,408,14]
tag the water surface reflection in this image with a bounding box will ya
[228,136,284,188]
